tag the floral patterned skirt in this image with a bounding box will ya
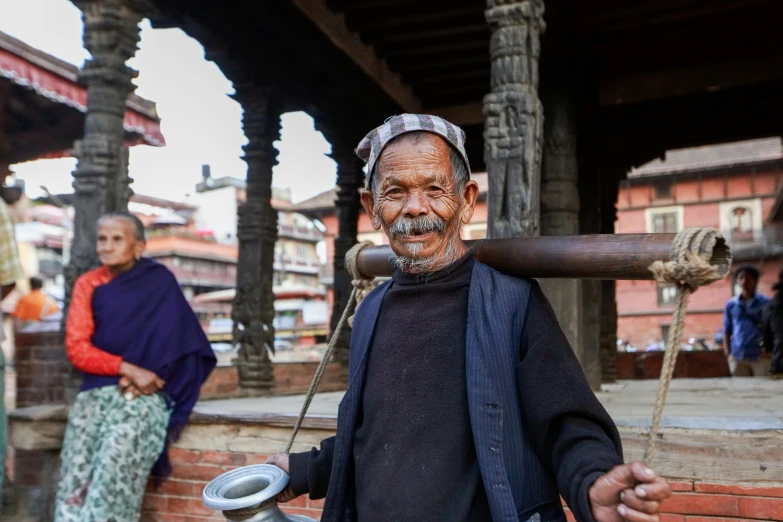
[54,385,171,522]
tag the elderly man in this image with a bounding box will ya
[268,115,671,522]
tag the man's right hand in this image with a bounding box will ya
[119,361,165,395]
[266,453,298,503]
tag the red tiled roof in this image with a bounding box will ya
[629,137,783,178]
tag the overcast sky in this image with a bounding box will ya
[0,0,339,203]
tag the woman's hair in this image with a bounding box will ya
[98,211,146,241]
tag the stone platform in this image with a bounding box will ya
[7,378,783,521]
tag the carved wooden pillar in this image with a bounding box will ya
[538,87,599,385]
[577,120,607,390]
[484,0,546,239]
[599,167,621,383]
[600,280,618,383]
[232,85,281,390]
[318,124,363,369]
[66,0,146,303]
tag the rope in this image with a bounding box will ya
[283,242,374,454]
[644,227,726,463]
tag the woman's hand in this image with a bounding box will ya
[118,376,141,400]
[119,361,165,395]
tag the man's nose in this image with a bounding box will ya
[402,192,429,217]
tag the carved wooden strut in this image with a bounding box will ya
[484,0,546,239]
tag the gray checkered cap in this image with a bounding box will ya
[355,114,471,189]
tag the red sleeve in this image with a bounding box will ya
[65,270,123,375]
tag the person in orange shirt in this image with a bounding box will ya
[12,277,59,322]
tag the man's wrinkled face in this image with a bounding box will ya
[360,133,477,266]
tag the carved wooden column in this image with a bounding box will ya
[599,165,622,383]
[232,85,281,390]
[577,117,607,390]
[538,87,600,385]
[318,124,363,370]
[66,0,147,301]
[484,0,546,239]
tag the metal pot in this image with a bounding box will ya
[202,464,316,522]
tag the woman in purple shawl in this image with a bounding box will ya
[54,212,216,522]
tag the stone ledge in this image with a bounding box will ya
[9,405,69,451]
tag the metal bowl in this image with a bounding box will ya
[202,464,315,522]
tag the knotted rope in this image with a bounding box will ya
[283,242,374,454]
[644,227,731,463]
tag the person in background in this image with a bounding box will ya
[54,212,216,522]
[12,276,60,322]
[723,265,770,377]
[0,193,24,505]
[762,270,783,379]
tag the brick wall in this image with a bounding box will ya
[616,350,730,379]
[141,449,323,521]
[197,362,346,400]
[141,447,783,522]
[616,258,781,349]
[564,481,783,522]
[14,330,348,405]
[14,330,70,408]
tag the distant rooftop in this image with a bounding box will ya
[629,137,783,178]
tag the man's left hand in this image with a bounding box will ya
[589,461,672,522]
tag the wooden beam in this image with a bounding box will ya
[353,5,484,31]
[288,0,422,113]
[368,24,487,46]
[427,102,484,126]
[600,56,783,106]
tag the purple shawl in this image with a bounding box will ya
[81,258,216,478]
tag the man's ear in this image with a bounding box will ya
[460,180,480,224]
[360,189,382,230]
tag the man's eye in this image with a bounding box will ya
[386,188,403,196]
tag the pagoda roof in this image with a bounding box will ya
[0,30,164,165]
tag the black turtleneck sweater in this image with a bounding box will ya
[352,251,490,521]
[288,253,623,522]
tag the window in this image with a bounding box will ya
[296,245,308,259]
[653,181,672,200]
[661,324,671,343]
[730,207,752,233]
[645,206,683,234]
[652,212,678,233]
[657,283,678,306]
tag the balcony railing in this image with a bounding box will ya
[278,223,324,242]
[722,224,783,260]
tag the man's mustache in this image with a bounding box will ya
[388,215,447,237]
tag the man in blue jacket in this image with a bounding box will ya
[268,115,671,522]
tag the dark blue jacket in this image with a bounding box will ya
[315,261,622,521]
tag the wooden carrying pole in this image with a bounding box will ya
[354,233,731,280]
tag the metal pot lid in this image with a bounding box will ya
[202,464,289,511]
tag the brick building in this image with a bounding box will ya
[616,137,783,350]
[191,169,329,345]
